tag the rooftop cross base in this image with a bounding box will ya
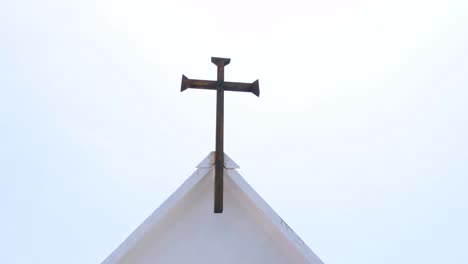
[181,57,260,213]
[101,152,324,264]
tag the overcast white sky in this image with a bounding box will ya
[1,0,468,263]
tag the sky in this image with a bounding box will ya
[1,0,467,263]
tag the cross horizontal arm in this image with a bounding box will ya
[181,75,260,97]
[224,81,260,96]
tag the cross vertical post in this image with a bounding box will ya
[213,58,227,213]
[181,57,260,213]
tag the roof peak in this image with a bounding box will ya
[102,152,323,264]
[196,151,240,169]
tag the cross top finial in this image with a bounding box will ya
[211,57,231,66]
[181,57,260,213]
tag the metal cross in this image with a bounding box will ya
[181,57,260,213]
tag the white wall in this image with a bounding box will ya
[115,170,311,264]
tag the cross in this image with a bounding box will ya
[181,57,260,213]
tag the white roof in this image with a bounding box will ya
[102,152,324,264]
